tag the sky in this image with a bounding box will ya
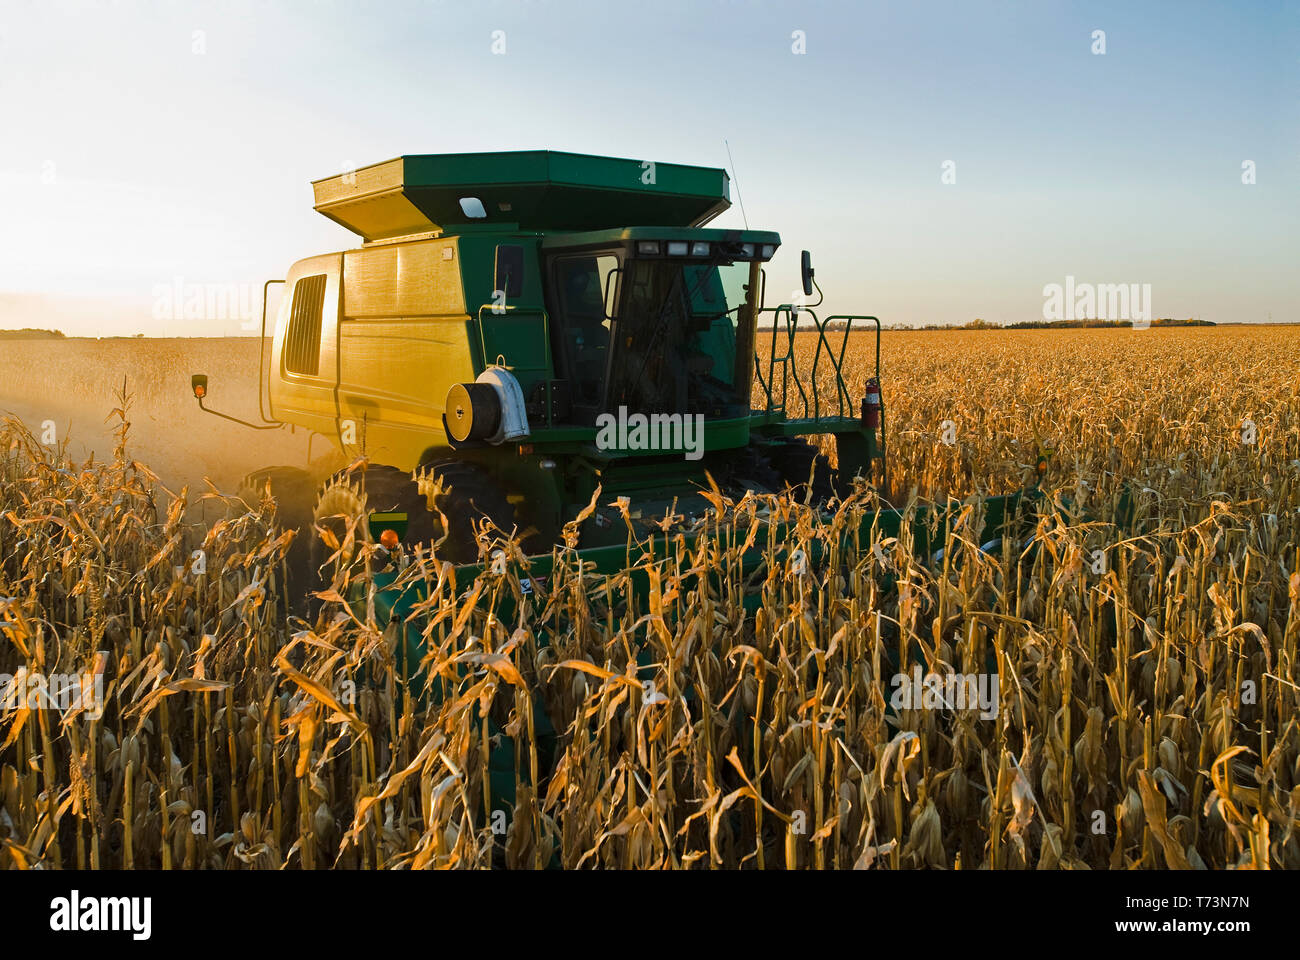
[0,0,1296,336]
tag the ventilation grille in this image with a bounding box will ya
[284,274,327,376]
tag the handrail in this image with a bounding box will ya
[763,304,811,415]
[823,316,885,490]
[754,306,876,420]
[258,279,285,424]
[823,314,881,383]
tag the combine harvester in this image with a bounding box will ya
[191,149,1048,656]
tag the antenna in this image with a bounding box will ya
[724,139,749,230]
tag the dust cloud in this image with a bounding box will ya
[0,338,340,520]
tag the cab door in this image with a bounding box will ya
[476,239,554,402]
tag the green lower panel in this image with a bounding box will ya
[350,489,1045,861]
[367,490,1036,664]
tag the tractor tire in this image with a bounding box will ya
[232,466,316,529]
[230,466,316,613]
[311,465,434,583]
[768,438,838,504]
[415,459,516,562]
[730,445,784,496]
[311,462,514,577]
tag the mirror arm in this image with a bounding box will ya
[195,395,283,430]
[809,275,825,309]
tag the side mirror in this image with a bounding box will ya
[800,250,814,297]
[494,244,524,299]
[191,374,208,400]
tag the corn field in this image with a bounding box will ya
[2,327,1299,869]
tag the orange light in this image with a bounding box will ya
[379,529,400,549]
[194,385,206,398]
[518,444,534,456]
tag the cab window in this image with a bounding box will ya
[554,254,618,413]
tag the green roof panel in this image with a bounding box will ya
[312,150,731,241]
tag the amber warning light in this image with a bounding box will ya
[191,374,208,399]
[368,511,409,545]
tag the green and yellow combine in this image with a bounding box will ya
[190,150,1055,830]
[192,148,1043,620]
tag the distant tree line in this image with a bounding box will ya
[0,328,66,340]
[1001,317,1214,329]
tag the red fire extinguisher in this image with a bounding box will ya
[862,377,881,429]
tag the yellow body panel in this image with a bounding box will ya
[343,238,465,317]
[336,317,476,468]
[269,237,475,471]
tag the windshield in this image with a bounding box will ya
[607,259,750,417]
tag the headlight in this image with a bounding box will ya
[740,243,754,258]
[761,244,775,259]
[636,240,660,255]
[690,241,710,256]
[667,241,688,256]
